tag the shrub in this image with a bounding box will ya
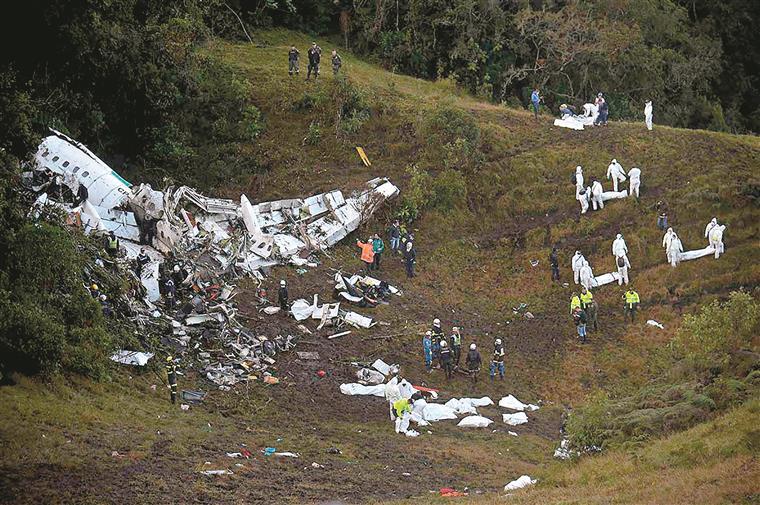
[398,164,433,223]
[566,391,612,450]
[430,169,467,212]
[420,104,482,172]
[332,77,371,136]
[673,291,759,372]
[304,121,322,145]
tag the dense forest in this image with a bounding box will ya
[2,0,759,172]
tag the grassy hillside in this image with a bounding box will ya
[0,29,758,504]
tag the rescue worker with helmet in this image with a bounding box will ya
[165,355,178,404]
[490,339,505,381]
[449,327,462,368]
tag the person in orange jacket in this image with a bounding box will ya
[356,237,375,273]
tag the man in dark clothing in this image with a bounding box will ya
[306,42,321,80]
[388,220,401,253]
[288,46,300,75]
[165,356,178,404]
[431,318,444,369]
[404,241,416,278]
[450,327,462,368]
[549,247,560,282]
[572,307,588,343]
[439,341,453,380]
[656,200,669,230]
[74,183,89,207]
[139,215,158,245]
[465,343,482,384]
[490,339,505,381]
[371,234,384,271]
[135,247,150,278]
[331,50,342,75]
[278,280,289,312]
[165,278,176,310]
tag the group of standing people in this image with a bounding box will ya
[421,319,505,383]
[358,220,417,278]
[288,42,342,80]
[574,160,642,215]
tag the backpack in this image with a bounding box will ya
[571,172,577,184]
[617,256,625,268]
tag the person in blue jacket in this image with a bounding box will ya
[422,331,432,372]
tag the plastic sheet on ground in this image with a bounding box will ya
[110,350,153,366]
[499,395,539,411]
[646,320,665,329]
[600,190,628,201]
[504,475,536,491]
[371,358,393,375]
[679,246,715,261]
[593,271,621,287]
[445,398,477,415]
[503,412,529,425]
[422,403,458,421]
[553,117,589,130]
[357,368,385,385]
[339,383,386,397]
[457,415,493,428]
[290,299,314,321]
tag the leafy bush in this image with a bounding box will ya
[398,165,433,223]
[420,105,482,172]
[332,77,371,136]
[673,291,759,372]
[430,169,467,212]
[304,121,322,145]
[566,391,611,450]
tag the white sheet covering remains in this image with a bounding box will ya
[457,415,493,428]
[110,350,154,366]
[503,412,529,425]
[339,383,386,397]
[504,475,536,491]
[499,395,539,411]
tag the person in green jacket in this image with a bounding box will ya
[371,233,385,271]
[393,397,414,434]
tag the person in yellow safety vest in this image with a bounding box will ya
[570,293,581,314]
[581,287,598,331]
[165,355,178,404]
[623,288,640,323]
[449,327,462,368]
[393,397,414,434]
[105,231,120,258]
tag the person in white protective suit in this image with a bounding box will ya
[627,167,641,198]
[606,159,627,192]
[616,253,631,285]
[662,227,675,257]
[579,260,595,290]
[590,178,604,210]
[583,102,598,120]
[709,224,726,259]
[704,218,718,243]
[575,165,584,192]
[667,232,684,267]
[577,185,590,214]
[644,100,653,130]
[572,251,586,284]
[612,233,628,258]
[384,376,402,421]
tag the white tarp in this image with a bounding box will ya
[504,475,536,491]
[499,395,539,411]
[339,383,386,397]
[553,117,586,130]
[110,350,154,366]
[592,271,621,287]
[290,299,314,321]
[422,403,458,421]
[371,359,394,376]
[647,320,665,329]
[679,246,715,261]
[356,368,385,385]
[601,190,628,201]
[445,398,478,415]
[457,415,493,428]
[503,412,529,425]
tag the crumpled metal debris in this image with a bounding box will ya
[25,129,400,391]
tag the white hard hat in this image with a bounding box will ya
[495,338,502,345]
[425,331,431,336]
[612,158,617,163]
[470,343,476,350]
[280,280,286,286]
[440,340,447,347]
[433,318,440,325]
[173,265,180,272]
[452,326,459,332]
